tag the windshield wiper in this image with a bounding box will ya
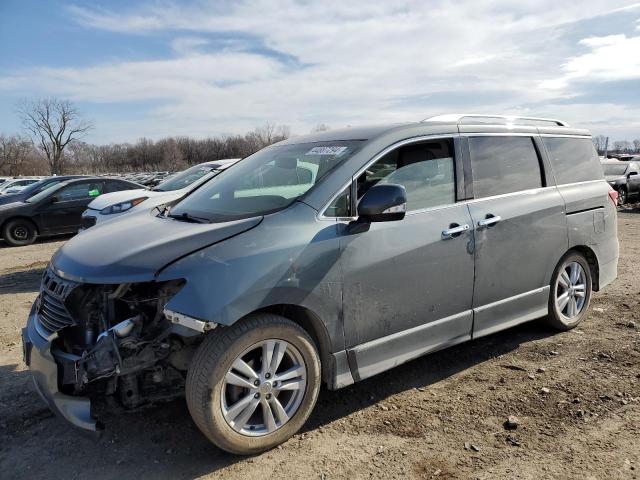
[168,212,209,224]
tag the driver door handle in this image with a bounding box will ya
[442,223,470,239]
[477,215,502,228]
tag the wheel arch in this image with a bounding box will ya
[252,304,334,386]
[564,245,600,291]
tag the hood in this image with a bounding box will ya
[0,192,23,203]
[51,213,262,284]
[0,200,27,212]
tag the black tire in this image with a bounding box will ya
[544,252,593,331]
[2,218,37,247]
[186,313,321,455]
[618,187,628,205]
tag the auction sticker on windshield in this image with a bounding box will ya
[305,146,348,156]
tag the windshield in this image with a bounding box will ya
[603,164,627,176]
[171,141,363,222]
[20,178,64,196]
[0,180,28,192]
[25,183,63,203]
[153,165,216,192]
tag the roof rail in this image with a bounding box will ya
[422,114,569,127]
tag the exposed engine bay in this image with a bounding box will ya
[38,270,201,410]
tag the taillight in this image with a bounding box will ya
[608,190,619,206]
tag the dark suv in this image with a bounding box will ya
[22,115,618,454]
[601,160,640,204]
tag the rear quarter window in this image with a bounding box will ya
[542,137,603,184]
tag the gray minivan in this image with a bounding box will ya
[22,115,618,454]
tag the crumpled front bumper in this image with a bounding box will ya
[22,302,102,432]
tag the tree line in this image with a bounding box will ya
[0,98,292,176]
[592,135,640,156]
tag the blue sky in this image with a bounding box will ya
[1,0,640,143]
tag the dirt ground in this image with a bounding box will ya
[0,210,639,480]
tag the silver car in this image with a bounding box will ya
[22,115,618,455]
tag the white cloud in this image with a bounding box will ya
[540,34,640,89]
[170,36,211,56]
[2,0,640,141]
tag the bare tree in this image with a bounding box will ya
[592,135,607,154]
[18,98,93,174]
[0,134,34,176]
[634,139,640,154]
[311,123,330,133]
[249,123,291,146]
[612,140,627,153]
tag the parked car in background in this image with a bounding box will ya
[22,115,617,455]
[0,177,41,194]
[0,177,142,246]
[601,160,640,204]
[80,159,239,229]
[0,175,87,206]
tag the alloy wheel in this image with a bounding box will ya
[555,261,587,319]
[221,339,307,436]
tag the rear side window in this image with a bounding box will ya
[106,180,137,193]
[542,137,603,184]
[469,136,542,198]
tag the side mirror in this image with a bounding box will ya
[357,183,407,222]
[50,195,59,204]
[628,171,638,177]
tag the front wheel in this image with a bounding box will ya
[618,187,628,205]
[2,218,37,246]
[545,252,593,331]
[186,313,321,455]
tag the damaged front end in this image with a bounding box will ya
[23,267,206,432]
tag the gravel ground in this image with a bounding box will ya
[0,211,639,480]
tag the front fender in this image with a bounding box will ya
[158,203,345,352]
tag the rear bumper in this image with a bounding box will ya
[598,257,618,290]
[22,303,101,432]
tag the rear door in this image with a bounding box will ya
[37,181,105,233]
[464,135,567,337]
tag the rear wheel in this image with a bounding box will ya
[545,252,592,331]
[186,313,321,455]
[2,219,37,246]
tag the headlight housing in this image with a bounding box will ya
[100,197,148,215]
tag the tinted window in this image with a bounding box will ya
[469,136,542,198]
[106,180,138,193]
[57,182,103,201]
[356,139,456,211]
[542,137,603,184]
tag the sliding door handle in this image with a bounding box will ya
[442,223,470,239]
[477,215,502,228]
